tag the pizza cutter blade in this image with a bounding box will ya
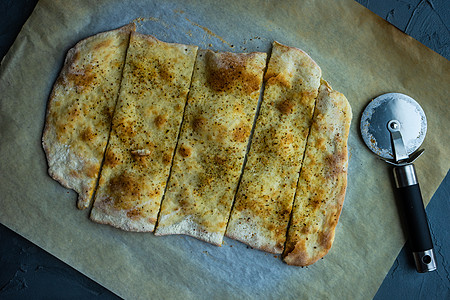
[360,93,437,273]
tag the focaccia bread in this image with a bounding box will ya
[283,80,352,266]
[42,24,135,209]
[154,50,267,245]
[226,41,322,254]
[90,33,198,231]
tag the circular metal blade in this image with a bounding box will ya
[360,93,427,160]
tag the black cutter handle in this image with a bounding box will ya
[393,164,437,273]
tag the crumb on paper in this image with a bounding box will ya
[132,16,170,29]
[133,17,145,24]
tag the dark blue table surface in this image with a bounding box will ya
[1,1,449,299]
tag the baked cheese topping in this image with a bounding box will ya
[155,50,267,245]
[42,24,135,209]
[283,80,352,266]
[90,32,198,231]
[44,27,352,266]
[226,41,322,254]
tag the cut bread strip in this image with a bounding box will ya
[42,24,135,209]
[283,80,352,266]
[90,32,198,232]
[155,50,267,245]
[226,41,322,254]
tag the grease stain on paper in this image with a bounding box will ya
[184,17,233,48]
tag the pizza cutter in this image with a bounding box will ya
[360,93,437,273]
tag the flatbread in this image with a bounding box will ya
[90,33,198,232]
[226,41,322,254]
[283,80,352,266]
[154,50,267,245]
[42,24,135,209]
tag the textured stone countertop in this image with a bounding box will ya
[0,0,448,299]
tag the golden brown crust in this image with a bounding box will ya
[205,52,262,94]
[283,79,352,266]
[155,50,267,245]
[225,41,322,254]
[90,32,198,232]
[42,24,135,209]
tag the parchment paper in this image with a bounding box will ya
[1,0,449,299]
